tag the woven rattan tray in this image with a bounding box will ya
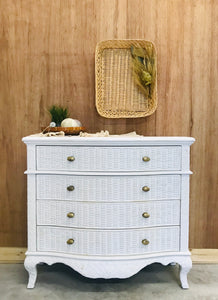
[41,127,85,135]
[95,40,157,118]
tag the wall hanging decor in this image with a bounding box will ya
[95,40,157,118]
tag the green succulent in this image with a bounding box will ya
[48,105,69,127]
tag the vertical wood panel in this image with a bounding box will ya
[189,0,218,248]
[155,0,192,136]
[126,0,157,136]
[0,0,217,248]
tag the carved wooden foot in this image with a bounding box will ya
[24,257,38,289]
[179,259,192,289]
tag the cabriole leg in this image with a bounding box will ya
[24,257,38,289]
[179,259,192,289]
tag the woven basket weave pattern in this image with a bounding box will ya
[37,226,180,255]
[37,199,180,229]
[36,146,181,171]
[95,40,157,118]
[37,174,181,201]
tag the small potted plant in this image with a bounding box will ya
[41,105,85,135]
[48,105,69,127]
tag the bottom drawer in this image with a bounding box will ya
[37,226,180,256]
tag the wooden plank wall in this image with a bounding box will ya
[0,0,217,248]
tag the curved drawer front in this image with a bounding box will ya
[37,200,180,229]
[37,175,180,201]
[37,226,180,255]
[36,146,181,171]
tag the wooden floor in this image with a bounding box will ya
[0,247,218,264]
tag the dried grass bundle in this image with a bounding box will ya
[131,45,156,98]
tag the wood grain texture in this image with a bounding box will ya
[1,248,218,264]
[191,249,218,264]
[0,0,217,247]
[0,247,26,263]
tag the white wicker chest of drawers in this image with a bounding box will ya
[22,136,195,289]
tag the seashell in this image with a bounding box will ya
[61,118,82,127]
[49,122,56,127]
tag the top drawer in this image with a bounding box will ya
[36,146,181,172]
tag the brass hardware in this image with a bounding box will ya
[67,212,75,218]
[67,239,74,245]
[142,156,150,162]
[142,186,150,192]
[142,239,149,245]
[67,156,75,162]
[67,185,75,191]
[142,212,150,218]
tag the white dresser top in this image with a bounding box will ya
[22,136,195,146]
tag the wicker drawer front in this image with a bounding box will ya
[36,146,181,171]
[37,174,180,201]
[37,200,180,229]
[37,226,180,255]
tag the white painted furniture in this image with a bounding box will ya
[22,136,195,289]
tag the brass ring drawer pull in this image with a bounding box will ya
[67,212,75,218]
[67,156,75,162]
[142,156,150,162]
[142,186,150,192]
[142,239,149,245]
[142,212,150,218]
[67,239,74,245]
[67,185,75,191]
